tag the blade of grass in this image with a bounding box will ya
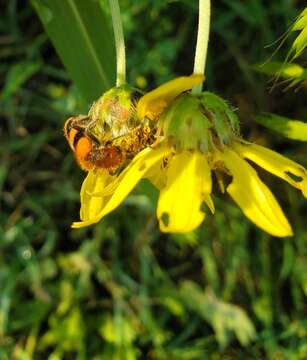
[31,0,116,103]
[254,61,307,87]
[256,113,307,141]
[289,7,307,60]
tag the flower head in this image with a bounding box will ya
[72,76,307,237]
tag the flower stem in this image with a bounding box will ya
[108,0,126,86]
[192,0,211,94]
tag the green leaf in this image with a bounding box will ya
[31,0,116,103]
[256,113,307,141]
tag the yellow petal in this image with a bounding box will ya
[157,151,211,233]
[145,152,173,190]
[145,160,167,190]
[72,146,168,228]
[222,147,293,237]
[79,169,113,221]
[233,141,307,198]
[137,75,205,120]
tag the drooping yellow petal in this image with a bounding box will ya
[137,75,205,120]
[72,146,168,228]
[79,169,114,221]
[157,151,211,233]
[222,147,293,237]
[233,141,307,198]
[145,151,173,190]
[145,160,167,190]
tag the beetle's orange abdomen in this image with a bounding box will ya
[74,137,94,170]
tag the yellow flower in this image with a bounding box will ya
[72,76,307,237]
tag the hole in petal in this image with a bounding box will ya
[161,212,170,227]
[285,171,303,183]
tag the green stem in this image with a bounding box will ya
[192,0,211,94]
[108,0,126,86]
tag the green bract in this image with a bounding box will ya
[161,94,211,151]
[161,92,240,151]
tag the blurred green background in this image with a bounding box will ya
[1,0,307,359]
